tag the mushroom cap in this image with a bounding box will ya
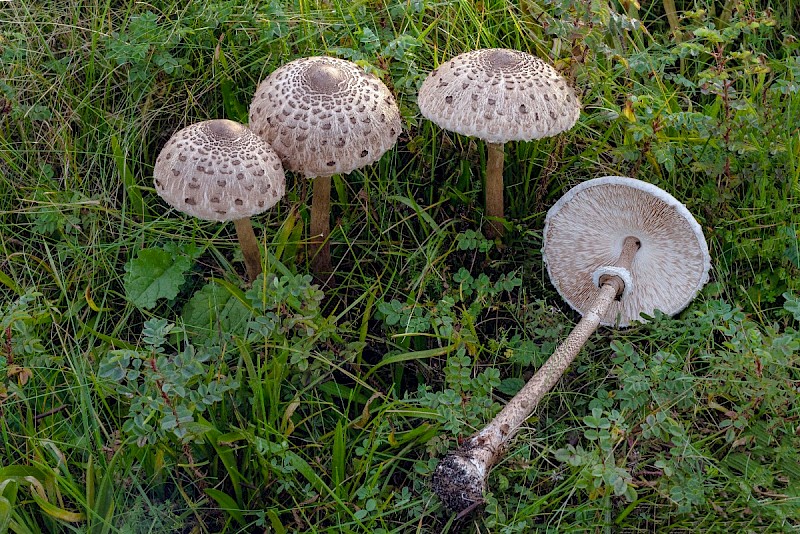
[249,56,402,178]
[417,48,581,144]
[542,176,711,327]
[153,119,285,222]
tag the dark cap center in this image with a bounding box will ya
[305,63,347,94]
[205,119,246,140]
[484,49,520,72]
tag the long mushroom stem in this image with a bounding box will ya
[432,236,641,513]
[484,142,506,239]
[234,217,263,283]
[310,174,332,276]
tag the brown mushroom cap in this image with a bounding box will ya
[417,48,581,144]
[249,56,402,177]
[542,176,711,327]
[153,119,285,222]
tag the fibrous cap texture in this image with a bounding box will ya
[542,176,711,327]
[153,119,285,222]
[418,48,581,144]
[249,56,402,177]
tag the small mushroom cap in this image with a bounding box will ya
[542,176,711,327]
[418,48,581,144]
[249,56,402,178]
[153,119,285,222]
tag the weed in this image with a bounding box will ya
[1,0,799,531]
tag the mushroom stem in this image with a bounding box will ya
[484,142,506,239]
[233,217,263,282]
[310,174,332,275]
[432,236,641,513]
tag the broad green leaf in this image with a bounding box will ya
[496,377,525,396]
[124,247,191,309]
[182,280,251,342]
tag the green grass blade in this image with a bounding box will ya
[111,135,147,220]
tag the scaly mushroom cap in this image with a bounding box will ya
[542,176,711,327]
[249,56,402,177]
[418,48,581,144]
[153,119,285,222]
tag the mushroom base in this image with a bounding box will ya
[431,437,503,513]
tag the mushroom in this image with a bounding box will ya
[431,176,711,513]
[249,56,402,277]
[417,48,581,238]
[153,119,285,282]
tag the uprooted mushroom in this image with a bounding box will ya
[431,176,711,513]
[153,119,286,282]
[249,56,401,280]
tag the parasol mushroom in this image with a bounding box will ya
[417,48,581,238]
[249,56,402,278]
[431,176,711,513]
[153,119,285,282]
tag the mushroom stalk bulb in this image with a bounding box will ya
[153,119,286,282]
[249,56,401,279]
[432,176,711,513]
[418,48,581,238]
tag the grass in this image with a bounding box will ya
[1,0,799,532]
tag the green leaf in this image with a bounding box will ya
[124,247,191,309]
[111,135,147,220]
[31,492,85,522]
[332,420,346,497]
[364,344,456,380]
[88,455,116,534]
[205,488,245,526]
[182,280,251,342]
[783,292,800,321]
[266,509,287,534]
[497,377,524,396]
[0,495,11,533]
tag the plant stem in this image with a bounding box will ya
[310,174,332,275]
[432,236,641,513]
[234,217,263,282]
[718,0,736,27]
[485,142,506,239]
[663,0,682,43]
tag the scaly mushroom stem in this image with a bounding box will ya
[310,174,332,275]
[234,217,263,282]
[484,142,506,239]
[432,236,641,513]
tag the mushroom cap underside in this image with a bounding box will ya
[249,56,402,177]
[542,176,711,327]
[418,48,581,144]
[153,119,285,222]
